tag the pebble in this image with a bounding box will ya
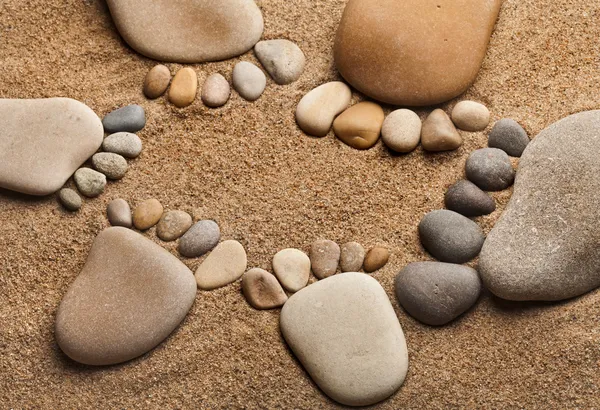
[479,110,600,301]
[272,248,310,292]
[132,199,163,230]
[254,39,306,85]
[143,64,171,99]
[333,102,385,150]
[0,98,103,196]
[334,0,502,106]
[58,188,82,212]
[107,198,132,228]
[242,268,288,310]
[91,152,128,180]
[232,62,266,101]
[195,240,248,290]
[169,67,198,108]
[106,0,264,63]
[309,240,340,279]
[444,180,496,217]
[395,262,482,326]
[465,148,515,191]
[339,242,365,272]
[419,210,485,264]
[74,168,106,198]
[295,82,352,137]
[488,118,530,157]
[156,210,193,242]
[102,105,146,133]
[102,132,143,159]
[451,101,490,131]
[55,227,196,365]
[421,109,462,151]
[381,109,422,153]
[178,219,220,258]
[280,272,409,406]
[363,246,390,273]
[201,73,230,108]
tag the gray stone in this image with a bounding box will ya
[178,219,220,258]
[92,152,128,180]
[272,248,310,292]
[340,242,365,272]
[254,39,306,85]
[102,132,143,158]
[488,118,529,157]
[102,105,146,133]
[156,210,192,242]
[445,180,496,217]
[465,148,515,191]
[232,62,266,101]
[395,262,481,326]
[309,239,340,279]
[280,272,409,406]
[195,240,247,290]
[107,198,132,228]
[419,210,485,264]
[74,168,106,198]
[58,188,82,212]
[479,110,600,301]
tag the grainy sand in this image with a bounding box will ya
[1,0,599,408]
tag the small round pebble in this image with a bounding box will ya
[102,105,146,133]
[232,62,266,101]
[340,242,365,272]
[272,248,310,292]
[381,109,422,153]
[418,210,485,264]
[445,180,496,217]
[201,73,230,108]
[107,198,132,228]
[363,246,390,273]
[102,132,142,158]
[132,199,164,231]
[451,101,490,132]
[242,268,288,310]
[310,240,341,279]
[143,64,171,99]
[58,188,82,211]
[465,148,515,191]
[178,220,220,258]
[488,118,530,157]
[91,152,128,180]
[156,210,193,242]
[169,67,198,108]
[421,109,462,151]
[74,168,106,198]
[333,102,385,150]
[254,39,306,85]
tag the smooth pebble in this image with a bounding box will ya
[132,199,163,230]
[296,82,351,137]
[465,148,515,191]
[451,101,490,131]
[156,210,193,241]
[381,109,422,153]
[232,62,266,101]
[178,220,220,258]
[421,109,462,151]
[339,242,365,272]
[102,105,146,133]
[195,240,247,290]
[91,152,128,180]
[58,188,82,212]
[309,240,340,279]
[445,180,496,217]
[143,64,171,99]
[107,198,132,228]
[363,246,390,273]
[333,102,384,150]
[242,268,288,310]
[102,132,143,159]
[488,118,530,157]
[169,67,198,108]
[201,73,230,108]
[272,248,310,292]
[254,39,306,85]
[74,168,106,198]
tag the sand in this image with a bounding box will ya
[0,0,599,408]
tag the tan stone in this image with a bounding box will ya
[156,210,192,242]
[363,246,390,273]
[143,64,171,99]
[132,199,164,230]
[169,68,198,108]
[451,101,490,132]
[272,248,310,292]
[195,240,247,290]
[333,102,384,150]
[295,82,351,137]
[242,268,288,310]
[340,242,365,272]
[381,109,422,153]
[421,109,463,152]
[309,239,340,279]
[107,198,132,228]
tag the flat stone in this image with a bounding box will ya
[421,109,462,152]
[340,242,365,272]
[272,248,310,292]
[254,39,306,85]
[92,152,128,180]
[363,246,390,273]
[465,148,515,191]
[395,262,481,326]
[309,240,340,279]
[488,118,530,157]
[479,111,600,301]
[201,73,230,108]
[55,227,196,365]
[178,220,220,258]
[156,210,193,242]
[102,132,143,159]
[74,168,106,198]
[296,82,352,137]
[333,102,384,150]
[232,62,266,101]
[58,188,82,212]
[169,68,198,108]
[0,98,103,196]
[195,240,247,290]
[132,199,163,231]
[280,272,409,406]
[143,64,171,99]
[419,210,485,264]
[445,180,496,217]
[242,268,288,310]
[107,198,132,228]
[106,0,264,63]
[451,101,490,132]
[381,109,422,153]
[334,0,501,106]
[102,105,146,133]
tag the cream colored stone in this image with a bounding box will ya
[296,82,351,137]
[381,109,422,153]
[195,240,247,290]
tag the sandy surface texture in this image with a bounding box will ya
[1,0,599,408]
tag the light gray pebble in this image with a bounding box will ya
[178,219,220,258]
[102,132,142,158]
[255,39,306,85]
[92,152,128,180]
[232,62,266,101]
[58,188,82,211]
[74,168,106,198]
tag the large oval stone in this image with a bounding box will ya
[280,272,409,406]
[106,0,264,63]
[55,227,197,365]
[479,111,600,301]
[0,98,103,196]
[334,0,502,106]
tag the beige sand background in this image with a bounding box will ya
[1,0,599,408]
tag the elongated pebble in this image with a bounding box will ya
[169,67,198,108]
[202,73,230,108]
[58,188,82,212]
[296,82,351,137]
[272,248,310,292]
[107,198,132,228]
[242,268,288,309]
[143,64,171,99]
[102,132,142,158]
